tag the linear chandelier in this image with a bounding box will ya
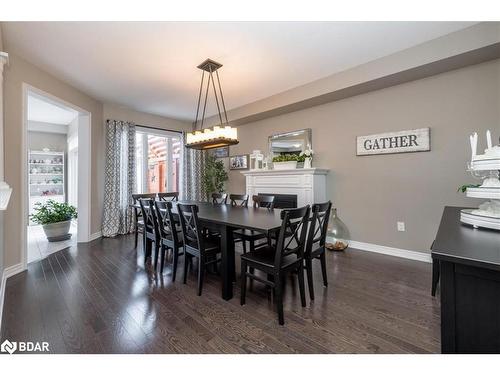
[185,59,239,150]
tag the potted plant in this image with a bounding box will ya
[201,155,228,201]
[300,148,314,168]
[31,200,77,242]
[272,153,303,170]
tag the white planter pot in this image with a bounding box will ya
[273,161,298,170]
[42,220,72,242]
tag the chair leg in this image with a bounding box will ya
[153,242,160,270]
[320,252,328,287]
[431,259,440,296]
[183,254,189,284]
[249,240,255,275]
[172,246,179,282]
[240,260,247,305]
[242,240,247,253]
[275,276,285,325]
[297,266,307,307]
[134,228,139,248]
[160,246,166,273]
[305,258,315,300]
[197,257,205,296]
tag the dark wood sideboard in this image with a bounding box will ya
[432,206,500,353]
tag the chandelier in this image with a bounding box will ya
[185,59,239,150]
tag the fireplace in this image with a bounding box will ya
[258,193,297,209]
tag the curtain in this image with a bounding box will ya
[102,120,136,237]
[180,131,208,201]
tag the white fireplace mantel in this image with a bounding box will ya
[241,168,329,207]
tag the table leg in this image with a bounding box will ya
[220,224,235,300]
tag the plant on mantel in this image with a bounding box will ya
[201,155,228,201]
[272,153,306,163]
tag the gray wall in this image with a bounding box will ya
[226,59,500,253]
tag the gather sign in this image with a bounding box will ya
[356,128,430,156]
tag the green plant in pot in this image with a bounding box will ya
[201,155,228,201]
[31,200,77,242]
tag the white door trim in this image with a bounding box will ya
[21,83,92,270]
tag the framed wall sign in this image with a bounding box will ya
[229,154,249,170]
[211,146,229,158]
[356,128,430,156]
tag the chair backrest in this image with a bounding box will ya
[138,198,159,237]
[229,194,249,207]
[252,194,275,209]
[274,205,310,269]
[212,193,228,204]
[157,192,179,202]
[154,200,180,245]
[132,193,157,217]
[177,203,205,253]
[305,201,332,257]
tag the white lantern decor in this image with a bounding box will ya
[249,150,264,170]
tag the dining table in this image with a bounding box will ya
[133,200,284,300]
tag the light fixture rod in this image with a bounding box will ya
[193,70,205,131]
[200,70,211,129]
[215,70,229,125]
[209,67,223,126]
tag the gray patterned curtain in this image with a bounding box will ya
[102,120,136,237]
[180,131,208,201]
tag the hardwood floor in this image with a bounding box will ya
[0,235,440,353]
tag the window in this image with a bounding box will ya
[135,128,181,194]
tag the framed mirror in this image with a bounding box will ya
[268,128,312,157]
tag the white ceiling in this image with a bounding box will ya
[28,93,79,125]
[3,22,475,121]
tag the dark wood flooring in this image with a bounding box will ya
[1,235,440,353]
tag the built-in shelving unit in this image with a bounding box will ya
[28,150,65,221]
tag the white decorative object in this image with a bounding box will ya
[249,150,264,170]
[241,168,328,207]
[356,128,430,156]
[300,148,314,168]
[461,129,500,231]
[273,161,297,170]
[0,181,12,210]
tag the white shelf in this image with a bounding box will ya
[466,187,500,200]
[460,209,500,230]
[471,158,500,171]
[30,173,63,176]
[29,150,64,155]
[30,183,63,186]
[29,163,64,166]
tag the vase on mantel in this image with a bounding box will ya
[303,157,312,169]
[326,208,350,251]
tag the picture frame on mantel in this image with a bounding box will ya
[229,154,249,170]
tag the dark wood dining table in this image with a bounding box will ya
[133,200,283,300]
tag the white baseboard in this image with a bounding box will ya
[89,231,102,241]
[328,237,432,263]
[0,263,25,334]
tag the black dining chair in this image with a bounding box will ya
[177,203,222,296]
[138,198,161,269]
[233,194,275,254]
[240,205,310,325]
[304,201,332,300]
[212,193,228,204]
[157,192,179,202]
[229,194,249,207]
[154,200,184,279]
[132,193,157,248]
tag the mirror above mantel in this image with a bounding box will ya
[268,128,312,157]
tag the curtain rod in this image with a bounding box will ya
[135,123,183,134]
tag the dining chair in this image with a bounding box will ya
[233,194,275,254]
[229,194,249,207]
[138,198,161,269]
[212,193,228,204]
[157,192,179,202]
[177,203,222,296]
[240,205,310,325]
[132,193,157,248]
[304,201,332,300]
[154,200,184,279]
